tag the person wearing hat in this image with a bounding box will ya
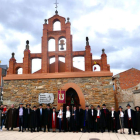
[101,104,110,132]
[95,105,105,133]
[44,104,52,132]
[17,103,25,132]
[82,105,91,133]
[135,106,140,135]
[37,104,45,132]
[117,106,125,134]
[124,103,135,135]
[30,106,38,133]
[90,105,97,132]
[77,104,83,132]
[24,104,31,131]
[51,107,57,132]
[5,104,17,131]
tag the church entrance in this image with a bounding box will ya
[63,88,80,110]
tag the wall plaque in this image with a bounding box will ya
[38,93,54,104]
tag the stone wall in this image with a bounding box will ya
[3,76,115,110]
[133,89,140,106]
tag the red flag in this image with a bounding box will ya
[94,67,97,71]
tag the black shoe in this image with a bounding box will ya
[22,130,24,132]
[19,130,21,132]
[128,133,131,135]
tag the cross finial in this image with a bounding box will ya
[54,0,59,11]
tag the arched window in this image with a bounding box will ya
[32,59,41,73]
[73,57,85,71]
[48,38,55,51]
[53,20,61,31]
[17,68,23,74]
[93,64,101,71]
[58,38,66,51]
[50,57,55,64]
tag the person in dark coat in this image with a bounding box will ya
[52,107,57,132]
[124,104,135,135]
[5,104,17,131]
[90,105,97,132]
[101,104,110,132]
[135,106,140,135]
[77,104,83,132]
[37,104,45,132]
[44,104,52,132]
[24,104,31,131]
[109,107,118,133]
[117,106,125,134]
[95,105,105,133]
[30,106,38,133]
[83,105,91,133]
[71,106,78,132]
[17,103,25,132]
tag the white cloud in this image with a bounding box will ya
[0,0,140,75]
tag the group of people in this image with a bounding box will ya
[0,103,140,135]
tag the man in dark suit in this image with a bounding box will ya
[77,104,83,132]
[90,105,97,132]
[44,104,52,132]
[83,105,91,133]
[17,103,25,132]
[124,104,135,135]
[24,104,31,131]
[101,104,110,132]
[37,104,45,132]
[109,107,118,133]
[72,106,78,132]
[30,106,38,133]
[96,105,105,133]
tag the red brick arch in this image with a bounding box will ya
[57,83,85,110]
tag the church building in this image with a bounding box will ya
[3,9,115,109]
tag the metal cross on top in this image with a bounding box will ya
[54,0,59,10]
[59,40,65,50]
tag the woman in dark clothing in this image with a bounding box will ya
[135,106,140,135]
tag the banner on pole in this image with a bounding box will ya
[58,90,66,103]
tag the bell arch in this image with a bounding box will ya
[53,19,61,31]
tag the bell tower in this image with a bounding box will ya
[6,1,111,75]
[41,7,73,73]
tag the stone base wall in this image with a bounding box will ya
[3,76,115,110]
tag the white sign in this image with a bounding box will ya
[38,93,54,104]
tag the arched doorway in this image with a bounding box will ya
[63,88,80,110]
[57,83,85,110]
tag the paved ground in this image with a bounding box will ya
[0,128,140,140]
